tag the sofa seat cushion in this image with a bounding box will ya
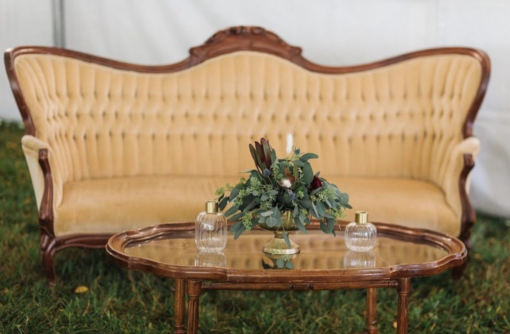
[330,176,458,237]
[55,175,458,237]
[55,175,240,236]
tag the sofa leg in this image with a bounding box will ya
[40,234,57,286]
[452,237,471,280]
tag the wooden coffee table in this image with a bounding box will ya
[106,222,466,334]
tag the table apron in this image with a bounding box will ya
[201,280,398,291]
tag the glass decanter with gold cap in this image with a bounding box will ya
[195,201,227,252]
[345,211,377,251]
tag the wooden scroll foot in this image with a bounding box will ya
[396,278,411,334]
[186,280,202,334]
[453,237,471,280]
[40,234,57,286]
[173,279,186,334]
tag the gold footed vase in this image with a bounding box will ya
[258,211,300,255]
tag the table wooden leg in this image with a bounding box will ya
[365,288,379,334]
[396,278,411,334]
[186,280,202,334]
[174,279,186,334]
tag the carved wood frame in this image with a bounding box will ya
[4,26,490,284]
[106,221,467,282]
[106,221,467,333]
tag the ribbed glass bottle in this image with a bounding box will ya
[195,201,227,252]
[345,211,377,251]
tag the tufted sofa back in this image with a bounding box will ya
[12,50,482,187]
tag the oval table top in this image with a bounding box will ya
[106,221,467,284]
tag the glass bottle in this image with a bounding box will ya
[345,211,377,251]
[195,200,227,252]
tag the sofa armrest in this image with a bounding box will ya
[21,135,63,212]
[440,137,480,225]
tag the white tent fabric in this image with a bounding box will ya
[1,0,509,217]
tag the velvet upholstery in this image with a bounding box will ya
[14,51,482,238]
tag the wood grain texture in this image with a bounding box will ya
[396,278,411,334]
[106,221,467,283]
[186,280,202,334]
[366,288,379,334]
[173,279,186,334]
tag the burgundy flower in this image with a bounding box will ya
[311,176,322,190]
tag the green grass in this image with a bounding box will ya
[1,120,509,333]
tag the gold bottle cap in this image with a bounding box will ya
[355,211,368,224]
[206,200,219,214]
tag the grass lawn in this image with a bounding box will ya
[1,121,509,333]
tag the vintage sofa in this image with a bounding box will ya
[5,26,490,284]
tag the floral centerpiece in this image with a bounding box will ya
[216,138,351,256]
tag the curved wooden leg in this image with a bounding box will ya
[396,278,410,334]
[453,237,471,279]
[174,279,186,334]
[365,288,378,334]
[187,280,202,334]
[40,234,57,286]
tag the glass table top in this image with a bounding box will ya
[124,230,449,271]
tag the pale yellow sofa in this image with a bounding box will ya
[5,26,490,284]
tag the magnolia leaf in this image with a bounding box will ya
[273,208,282,225]
[310,186,322,195]
[311,201,319,218]
[302,162,314,185]
[225,205,239,217]
[261,211,273,217]
[276,258,285,268]
[282,231,291,248]
[271,150,277,164]
[229,212,244,221]
[340,192,349,204]
[285,261,295,269]
[243,199,258,213]
[234,224,246,239]
[230,187,240,201]
[240,169,258,174]
[266,217,277,227]
[299,153,318,162]
[326,217,335,233]
[319,221,329,234]
[293,205,299,218]
[229,221,243,233]
[316,202,326,216]
[219,197,229,210]
[294,217,308,234]
[299,199,313,210]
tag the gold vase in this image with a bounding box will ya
[258,211,300,255]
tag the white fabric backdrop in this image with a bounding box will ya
[1,0,509,217]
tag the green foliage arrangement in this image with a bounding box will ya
[216,138,351,246]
